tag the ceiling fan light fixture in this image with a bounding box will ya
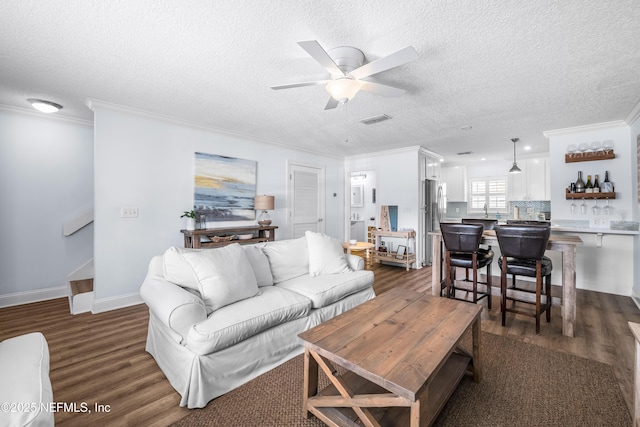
[28,98,62,113]
[325,78,361,103]
[509,137,522,174]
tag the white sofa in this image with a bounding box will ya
[0,332,54,427]
[140,231,375,408]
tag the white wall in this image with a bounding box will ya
[629,115,640,301]
[0,110,94,305]
[548,122,634,221]
[92,104,345,309]
[345,147,420,260]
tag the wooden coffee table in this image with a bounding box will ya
[298,287,482,427]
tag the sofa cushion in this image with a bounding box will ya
[186,286,312,354]
[0,332,53,427]
[305,231,351,276]
[262,237,309,284]
[276,270,374,308]
[178,244,260,314]
[243,245,274,287]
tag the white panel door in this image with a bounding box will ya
[288,163,325,238]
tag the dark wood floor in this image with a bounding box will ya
[1,262,639,426]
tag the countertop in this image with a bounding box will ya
[442,217,639,235]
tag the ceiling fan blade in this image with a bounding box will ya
[358,81,406,97]
[298,40,345,77]
[270,80,328,90]
[324,97,340,110]
[350,46,418,80]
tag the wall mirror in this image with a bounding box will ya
[348,170,377,242]
[351,185,364,207]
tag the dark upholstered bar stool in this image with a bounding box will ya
[440,223,494,309]
[495,224,552,334]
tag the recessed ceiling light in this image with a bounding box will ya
[439,158,444,162]
[28,98,63,113]
[524,145,532,151]
[481,157,486,161]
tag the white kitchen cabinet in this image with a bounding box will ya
[508,157,549,200]
[441,165,467,201]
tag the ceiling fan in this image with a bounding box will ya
[270,40,418,110]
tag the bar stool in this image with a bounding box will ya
[495,224,552,334]
[440,223,494,309]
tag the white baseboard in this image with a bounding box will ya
[0,286,67,308]
[91,293,144,313]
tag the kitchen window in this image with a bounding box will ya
[469,176,508,213]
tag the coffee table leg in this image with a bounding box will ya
[303,349,318,419]
[472,316,482,382]
[410,399,421,427]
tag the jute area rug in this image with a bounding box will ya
[172,332,631,426]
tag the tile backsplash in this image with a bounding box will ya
[445,200,551,219]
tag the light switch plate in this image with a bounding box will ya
[121,207,138,218]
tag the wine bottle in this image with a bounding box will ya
[602,171,614,193]
[593,174,600,193]
[585,175,593,193]
[575,171,585,193]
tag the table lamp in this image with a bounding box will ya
[254,195,275,226]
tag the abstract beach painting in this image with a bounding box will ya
[194,152,256,221]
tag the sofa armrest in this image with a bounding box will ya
[346,254,365,271]
[140,257,207,342]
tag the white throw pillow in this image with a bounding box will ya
[163,246,201,291]
[305,231,351,276]
[262,237,309,284]
[180,243,259,313]
[243,245,274,287]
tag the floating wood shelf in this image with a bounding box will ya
[565,151,615,163]
[565,190,615,200]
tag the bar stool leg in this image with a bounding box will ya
[501,258,507,327]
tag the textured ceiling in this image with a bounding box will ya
[1,0,639,163]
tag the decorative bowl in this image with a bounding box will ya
[237,234,254,240]
[349,239,357,245]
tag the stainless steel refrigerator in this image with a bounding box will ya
[423,178,444,266]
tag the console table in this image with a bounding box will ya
[181,225,277,249]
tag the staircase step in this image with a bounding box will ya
[70,279,93,296]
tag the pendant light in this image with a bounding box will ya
[509,138,522,174]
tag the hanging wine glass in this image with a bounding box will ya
[591,199,601,216]
[590,141,602,154]
[603,198,612,216]
[580,198,587,215]
[570,200,577,215]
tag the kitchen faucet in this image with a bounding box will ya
[484,203,488,218]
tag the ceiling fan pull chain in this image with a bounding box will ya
[344,101,349,143]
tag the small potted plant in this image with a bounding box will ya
[181,210,197,231]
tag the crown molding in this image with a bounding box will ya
[625,99,640,127]
[0,104,93,127]
[86,98,344,160]
[543,120,627,138]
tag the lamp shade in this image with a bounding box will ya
[254,195,274,210]
[325,78,361,102]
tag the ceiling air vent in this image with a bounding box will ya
[360,114,391,125]
[457,151,472,155]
